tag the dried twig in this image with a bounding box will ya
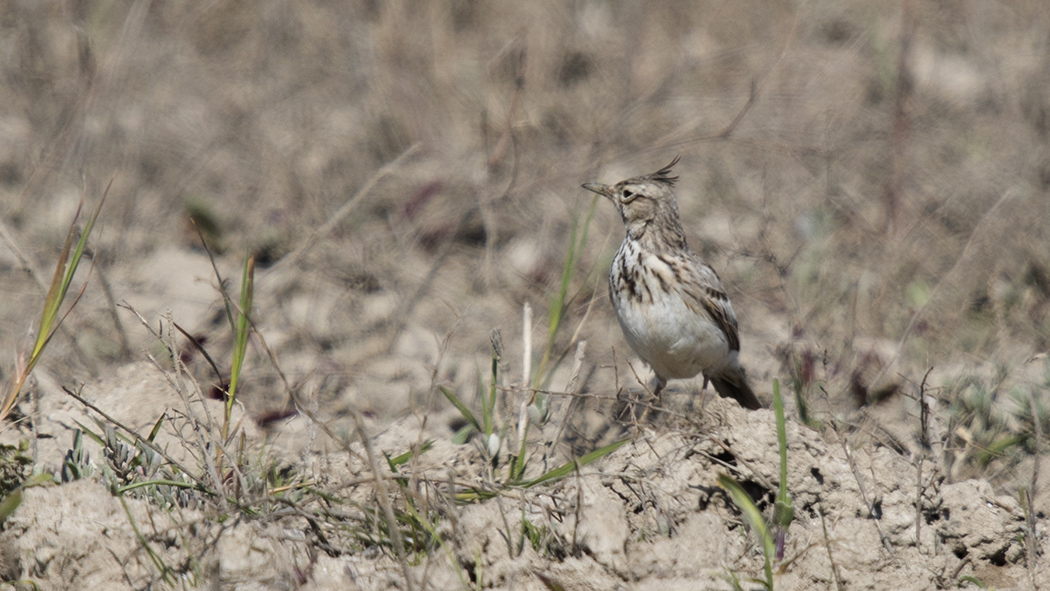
[352,411,416,591]
[915,367,934,548]
[819,504,846,591]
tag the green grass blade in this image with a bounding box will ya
[221,253,254,447]
[441,387,482,435]
[0,490,22,524]
[32,206,79,360]
[37,191,106,359]
[718,473,775,588]
[718,474,773,556]
[454,487,499,503]
[146,415,165,443]
[385,441,434,471]
[2,188,107,422]
[23,473,56,488]
[227,253,255,407]
[116,479,203,495]
[451,424,473,445]
[118,495,175,584]
[519,438,627,488]
[772,379,795,560]
[73,420,106,446]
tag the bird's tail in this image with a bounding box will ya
[709,365,762,410]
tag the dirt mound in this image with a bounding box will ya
[0,366,1042,590]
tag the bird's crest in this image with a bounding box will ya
[644,156,680,186]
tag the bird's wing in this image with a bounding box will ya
[680,255,741,352]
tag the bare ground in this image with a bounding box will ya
[1,1,1050,589]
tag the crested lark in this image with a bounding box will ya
[583,157,762,410]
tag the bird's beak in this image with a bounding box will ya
[582,182,613,198]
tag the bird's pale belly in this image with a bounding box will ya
[611,285,730,380]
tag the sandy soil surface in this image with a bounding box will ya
[1,2,1049,590]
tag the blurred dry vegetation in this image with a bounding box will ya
[2,0,1050,584]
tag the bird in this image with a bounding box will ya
[583,156,762,410]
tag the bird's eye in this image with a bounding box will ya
[622,189,635,200]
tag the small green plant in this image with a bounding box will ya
[441,352,627,503]
[347,499,439,556]
[0,441,33,494]
[441,192,622,502]
[69,421,206,510]
[1,189,106,422]
[221,252,255,448]
[718,379,793,590]
[345,441,442,557]
[0,188,106,528]
[946,361,1050,475]
[772,379,795,559]
[521,516,543,550]
[61,429,94,482]
[718,474,774,590]
[172,246,256,475]
[0,440,34,525]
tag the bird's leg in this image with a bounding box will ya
[652,377,666,402]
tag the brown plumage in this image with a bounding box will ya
[583,157,762,410]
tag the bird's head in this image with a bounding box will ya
[583,156,684,243]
